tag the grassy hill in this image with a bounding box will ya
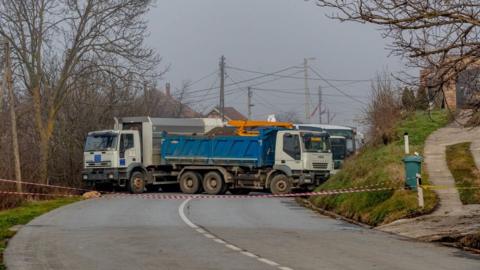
[310,110,449,226]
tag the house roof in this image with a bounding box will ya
[208,107,247,121]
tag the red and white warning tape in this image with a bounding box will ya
[0,190,78,197]
[0,178,112,194]
[0,178,405,199]
[102,186,397,200]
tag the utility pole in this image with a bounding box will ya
[247,86,254,120]
[326,109,336,124]
[304,58,311,123]
[318,85,322,124]
[219,55,225,122]
[0,53,3,112]
[4,41,22,191]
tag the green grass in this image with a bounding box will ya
[310,110,449,226]
[446,142,480,204]
[0,198,80,270]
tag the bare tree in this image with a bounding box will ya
[3,42,22,191]
[0,0,159,183]
[363,72,402,145]
[315,1,480,108]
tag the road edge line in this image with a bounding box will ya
[178,198,295,270]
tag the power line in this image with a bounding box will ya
[250,87,368,99]
[187,68,304,101]
[308,66,369,106]
[227,65,375,82]
[183,64,300,95]
[188,69,219,87]
[239,70,304,88]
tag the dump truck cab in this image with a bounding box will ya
[82,129,143,188]
[273,130,332,188]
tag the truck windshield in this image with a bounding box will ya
[85,133,118,151]
[302,134,330,152]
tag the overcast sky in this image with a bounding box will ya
[146,0,410,128]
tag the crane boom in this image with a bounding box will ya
[228,120,293,136]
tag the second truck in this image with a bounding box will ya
[82,117,333,194]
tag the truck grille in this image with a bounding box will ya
[86,161,111,167]
[312,162,328,169]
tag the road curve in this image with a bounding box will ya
[5,195,480,270]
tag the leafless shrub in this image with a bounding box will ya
[364,72,402,145]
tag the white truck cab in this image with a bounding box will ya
[83,130,142,184]
[273,130,332,189]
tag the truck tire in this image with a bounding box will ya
[179,172,201,194]
[270,174,292,195]
[202,171,227,195]
[129,171,146,194]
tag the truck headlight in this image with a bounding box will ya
[108,174,114,179]
[83,175,88,180]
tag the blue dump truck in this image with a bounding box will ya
[83,118,333,194]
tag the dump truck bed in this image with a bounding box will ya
[161,128,278,168]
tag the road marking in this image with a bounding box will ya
[214,238,226,244]
[178,198,294,270]
[178,199,198,229]
[225,244,242,251]
[258,258,279,266]
[204,233,215,239]
[241,251,258,258]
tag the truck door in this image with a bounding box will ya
[119,133,140,167]
[277,133,303,170]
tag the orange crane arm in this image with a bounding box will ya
[227,120,293,136]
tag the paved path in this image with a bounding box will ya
[5,195,480,270]
[379,121,480,240]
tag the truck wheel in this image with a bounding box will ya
[179,172,201,194]
[270,174,292,195]
[202,171,227,195]
[129,171,146,194]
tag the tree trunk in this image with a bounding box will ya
[4,42,22,191]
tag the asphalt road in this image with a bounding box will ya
[5,194,480,270]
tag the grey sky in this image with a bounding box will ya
[146,0,409,127]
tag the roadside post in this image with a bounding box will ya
[416,174,424,208]
[402,133,424,207]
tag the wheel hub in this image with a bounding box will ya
[209,179,217,188]
[277,181,286,191]
[186,179,194,188]
[134,178,143,189]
